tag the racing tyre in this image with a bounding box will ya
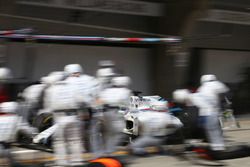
[32,112,53,132]
[176,106,207,141]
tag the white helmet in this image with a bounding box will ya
[0,67,12,80]
[200,74,217,84]
[41,71,65,84]
[150,100,168,110]
[173,89,190,103]
[96,68,115,78]
[64,64,83,75]
[0,102,18,113]
[111,76,131,87]
[98,60,115,68]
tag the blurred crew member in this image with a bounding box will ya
[197,74,229,150]
[64,64,100,152]
[173,87,226,151]
[0,102,36,166]
[47,64,99,166]
[93,76,131,156]
[96,60,116,89]
[21,71,65,124]
[128,100,183,155]
[64,64,100,106]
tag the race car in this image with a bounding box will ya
[123,107,183,137]
[126,93,207,143]
[30,95,182,149]
[20,92,204,150]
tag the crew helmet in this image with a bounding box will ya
[172,89,190,103]
[98,60,115,68]
[41,71,66,84]
[111,76,131,87]
[0,67,12,80]
[97,68,115,78]
[200,74,217,84]
[64,64,83,76]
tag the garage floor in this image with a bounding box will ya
[4,118,250,167]
[130,119,250,167]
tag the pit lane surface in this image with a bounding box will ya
[131,118,250,167]
[6,118,250,167]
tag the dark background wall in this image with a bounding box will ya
[0,0,249,112]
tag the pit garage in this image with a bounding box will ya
[0,0,250,167]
